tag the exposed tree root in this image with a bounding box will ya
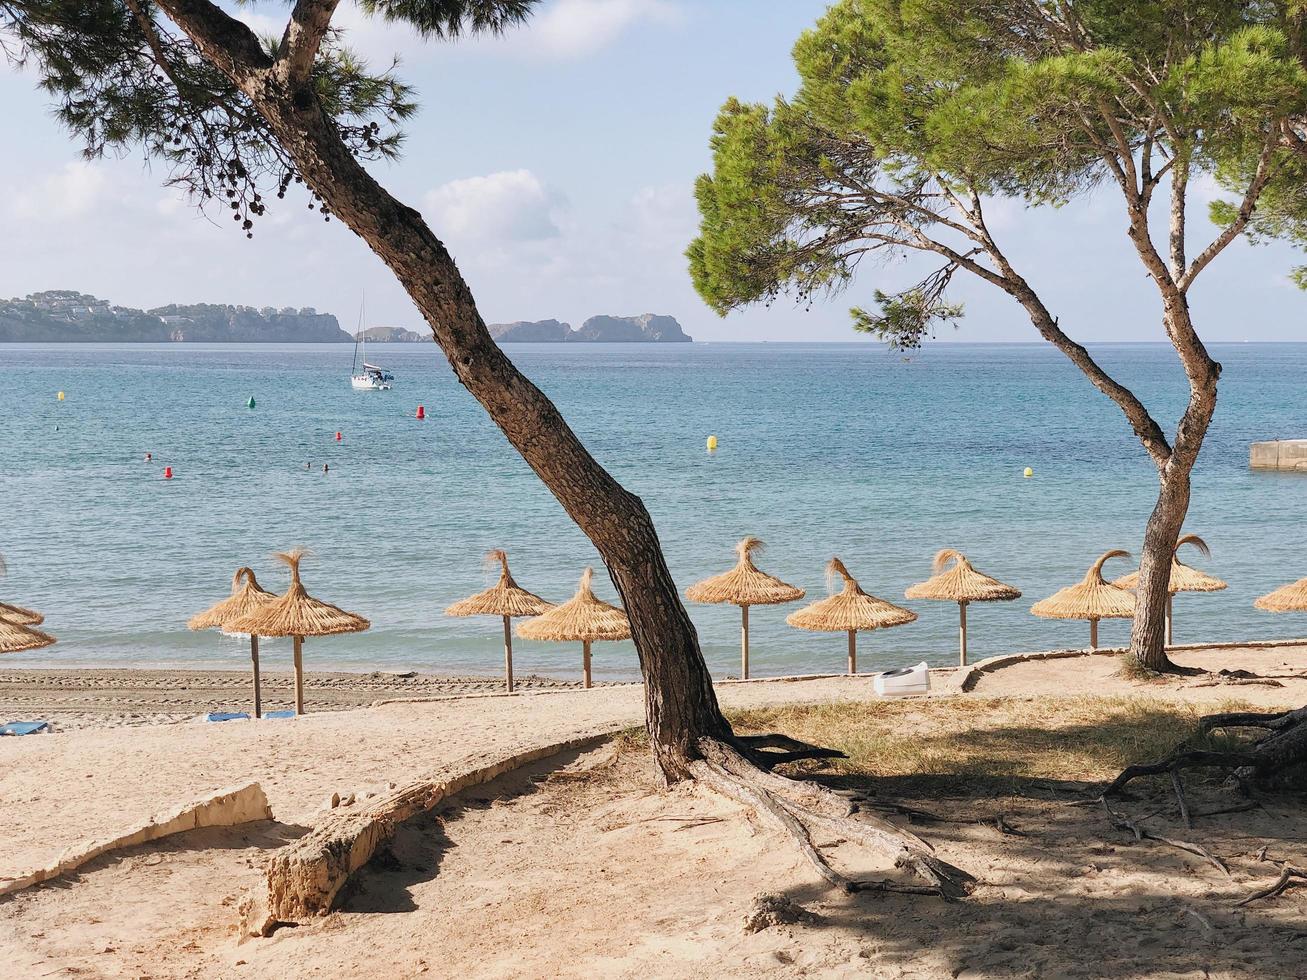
[1100,799,1231,878]
[734,732,847,769]
[834,792,1027,837]
[1236,863,1307,907]
[1104,705,1307,820]
[691,737,975,900]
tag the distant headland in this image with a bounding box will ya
[1,291,693,344]
[1,291,350,343]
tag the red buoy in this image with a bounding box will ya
[163,466,173,480]
[416,405,426,420]
[335,431,342,441]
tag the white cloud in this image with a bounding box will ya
[529,0,683,58]
[11,161,107,220]
[422,169,564,245]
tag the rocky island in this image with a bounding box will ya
[0,290,350,343]
[488,314,692,343]
[355,326,431,343]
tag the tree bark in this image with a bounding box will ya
[1128,467,1190,671]
[152,6,731,780]
[1125,295,1219,674]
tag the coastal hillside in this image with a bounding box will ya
[0,290,350,343]
[488,314,692,343]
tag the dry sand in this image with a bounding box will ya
[1,645,1305,978]
[970,644,1307,707]
[0,674,897,888]
[4,732,1305,979]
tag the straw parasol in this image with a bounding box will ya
[1031,549,1135,649]
[786,558,917,675]
[225,549,370,715]
[1255,576,1307,614]
[905,549,1021,666]
[0,601,44,626]
[0,553,44,626]
[1112,534,1226,646]
[516,567,630,688]
[188,567,276,717]
[446,549,554,693]
[0,617,56,654]
[685,536,804,680]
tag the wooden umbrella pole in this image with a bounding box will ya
[741,605,750,681]
[1089,618,1099,650]
[250,634,262,719]
[847,630,857,675]
[502,615,514,693]
[958,601,968,666]
[1165,593,1174,647]
[293,635,305,715]
[582,640,592,689]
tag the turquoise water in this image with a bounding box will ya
[0,342,1304,682]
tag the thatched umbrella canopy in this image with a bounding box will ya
[0,617,56,654]
[905,549,1021,666]
[516,567,630,688]
[786,558,917,675]
[0,601,44,627]
[188,567,276,717]
[1254,576,1307,614]
[1112,534,1225,646]
[1031,549,1135,649]
[685,536,804,680]
[225,549,370,715]
[446,549,554,693]
[0,553,44,627]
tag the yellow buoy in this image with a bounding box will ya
[57,391,65,401]
[1023,467,1033,478]
[706,435,718,452]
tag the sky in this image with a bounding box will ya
[0,0,1304,343]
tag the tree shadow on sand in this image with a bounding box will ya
[338,743,607,915]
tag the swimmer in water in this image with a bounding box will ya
[323,463,329,474]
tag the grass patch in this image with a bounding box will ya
[729,696,1263,794]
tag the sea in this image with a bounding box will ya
[0,342,1304,683]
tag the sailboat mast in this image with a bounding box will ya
[352,291,365,374]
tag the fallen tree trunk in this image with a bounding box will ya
[242,733,613,934]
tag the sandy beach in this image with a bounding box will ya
[0,667,586,731]
[1,642,1305,977]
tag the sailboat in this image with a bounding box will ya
[350,293,394,391]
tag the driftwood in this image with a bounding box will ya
[241,734,611,934]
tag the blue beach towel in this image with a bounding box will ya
[263,710,295,720]
[0,721,50,736]
[206,711,250,723]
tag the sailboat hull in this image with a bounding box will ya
[351,375,392,390]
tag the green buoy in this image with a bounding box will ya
[246,396,256,409]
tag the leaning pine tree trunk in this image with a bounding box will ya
[251,73,728,780]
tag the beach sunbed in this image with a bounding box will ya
[263,710,295,720]
[0,720,51,736]
[205,711,251,723]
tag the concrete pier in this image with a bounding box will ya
[1250,440,1307,471]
